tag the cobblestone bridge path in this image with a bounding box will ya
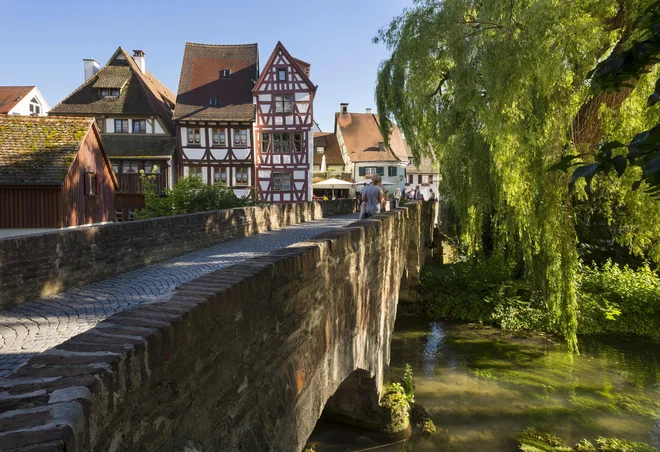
[0,214,358,378]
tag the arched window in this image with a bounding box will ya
[29,97,41,116]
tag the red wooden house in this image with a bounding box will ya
[0,116,117,229]
[252,42,316,203]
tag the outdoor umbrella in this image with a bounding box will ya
[312,177,354,199]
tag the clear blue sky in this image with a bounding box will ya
[0,0,411,132]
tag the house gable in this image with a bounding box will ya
[253,42,315,95]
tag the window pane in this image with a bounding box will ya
[111,163,119,173]
[213,129,219,145]
[194,129,200,144]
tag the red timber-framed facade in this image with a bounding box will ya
[252,42,316,203]
[173,43,258,199]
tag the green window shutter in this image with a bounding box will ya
[359,167,366,176]
[377,167,385,176]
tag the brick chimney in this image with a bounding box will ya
[83,58,99,81]
[133,50,146,74]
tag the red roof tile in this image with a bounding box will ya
[0,86,34,114]
[335,112,407,163]
[314,132,343,166]
[174,43,258,122]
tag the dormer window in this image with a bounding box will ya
[209,97,217,106]
[100,88,120,98]
[316,147,325,155]
[29,97,41,116]
[221,69,231,78]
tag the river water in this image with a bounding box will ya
[306,317,660,451]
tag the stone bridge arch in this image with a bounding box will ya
[0,202,434,452]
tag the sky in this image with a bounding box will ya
[0,0,412,132]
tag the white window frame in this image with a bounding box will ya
[29,97,41,115]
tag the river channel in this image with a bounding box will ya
[306,317,660,451]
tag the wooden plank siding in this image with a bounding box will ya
[0,186,63,228]
[61,128,116,227]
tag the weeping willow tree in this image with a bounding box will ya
[375,0,660,351]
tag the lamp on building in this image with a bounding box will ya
[399,175,405,181]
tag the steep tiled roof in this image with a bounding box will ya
[174,42,258,122]
[0,86,34,113]
[313,132,343,166]
[335,112,406,163]
[0,115,92,185]
[49,48,175,134]
[101,134,177,159]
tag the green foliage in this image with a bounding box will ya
[420,258,660,339]
[518,428,658,452]
[375,0,660,350]
[419,258,553,332]
[555,1,660,197]
[578,261,660,338]
[134,174,251,220]
[401,364,415,400]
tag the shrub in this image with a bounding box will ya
[577,261,660,338]
[134,175,251,220]
[419,256,552,332]
[419,256,660,339]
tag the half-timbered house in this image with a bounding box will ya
[49,47,177,221]
[173,43,258,199]
[252,42,316,203]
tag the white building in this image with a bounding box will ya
[0,86,50,116]
[335,104,408,193]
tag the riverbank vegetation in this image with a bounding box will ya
[419,258,660,339]
[375,0,660,351]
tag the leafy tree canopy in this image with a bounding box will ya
[375,0,660,351]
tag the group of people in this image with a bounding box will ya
[357,178,437,219]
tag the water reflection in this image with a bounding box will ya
[306,317,660,452]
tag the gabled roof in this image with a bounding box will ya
[335,111,407,163]
[0,86,35,114]
[253,41,315,94]
[314,132,343,166]
[173,42,258,122]
[0,115,115,186]
[49,48,175,134]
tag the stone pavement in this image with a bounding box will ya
[0,213,358,378]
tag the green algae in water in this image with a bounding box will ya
[306,318,660,451]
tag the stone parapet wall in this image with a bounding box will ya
[0,200,355,310]
[0,202,431,452]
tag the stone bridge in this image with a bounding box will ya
[0,200,434,451]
